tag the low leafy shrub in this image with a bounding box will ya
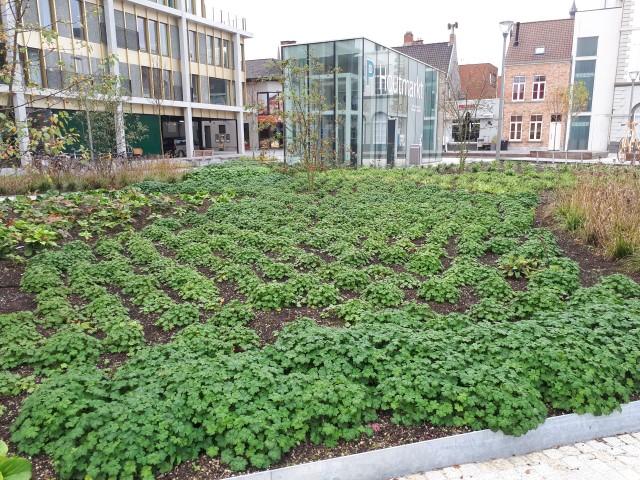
[362,281,404,307]
[156,304,200,331]
[418,278,460,304]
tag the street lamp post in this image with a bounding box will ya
[496,21,514,161]
[629,70,640,122]
[630,71,640,165]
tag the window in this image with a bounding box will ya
[119,63,132,95]
[489,72,497,87]
[26,48,43,87]
[510,115,523,141]
[141,66,151,97]
[191,74,199,102]
[229,41,234,69]
[70,0,85,40]
[529,114,543,141]
[162,69,171,99]
[568,116,591,150]
[55,0,71,37]
[125,13,138,50]
[74,55,89,74]
[512,75,525,101]
[210,78,227,104]
[114,11,126,47]
[577,37,598,57]
[44,50,62,89]
[188,31,196,61]
[152,68,162,98]
[532,75,546,101]
[137,17,147,52]
[129,64,142,97]
[574,60,596,111]
[256,92,280,114]
[86,3,104,44]
[159,23,169,56]
[223,39,229,67]
[551,114,562,123]
[148,20,158,54]
[170,25,180,59]
[375,65,387,95]
[215,37,222,65]
[173,71,182,100]
[37,0,53,28]
[206,35,214,65]
[198,33,207,64]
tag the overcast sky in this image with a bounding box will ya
[211,0,605,65]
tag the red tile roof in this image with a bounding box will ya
[505,19,574,65]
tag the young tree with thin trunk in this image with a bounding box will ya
[280,58,337,191]
[442,69,491,172]
[546,81,590,152]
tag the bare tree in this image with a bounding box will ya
[442,67,492,172]
[546,81,590,153]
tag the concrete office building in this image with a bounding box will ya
[0,0,251,157]
[282,38,440,167]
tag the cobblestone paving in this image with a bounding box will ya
[395,433,640,480]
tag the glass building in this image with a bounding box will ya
[282,38,440,167]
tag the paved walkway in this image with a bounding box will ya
[396,433,640,480]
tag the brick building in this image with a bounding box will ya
[502,19,574,151]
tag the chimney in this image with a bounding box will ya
[513,22,521,46]
[447,22,458,46]
[404,31,414,46]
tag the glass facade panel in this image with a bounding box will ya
[568,116,591,150]
[577,37,598,57]
[574,60,596,111]
[284,38,439,167]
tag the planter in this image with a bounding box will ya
[228,401,640,480]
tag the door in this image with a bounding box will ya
[386,119,396,166]
[204,125,212,149]
[549,115,562,151]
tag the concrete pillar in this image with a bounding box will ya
[178,0,194,157]
[2,1,30,165]
[233,32,245,154]
[103,0,126,155]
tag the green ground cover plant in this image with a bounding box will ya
[2,162,640,480]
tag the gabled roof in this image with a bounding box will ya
[393,42,453,73]
[459,63,498,100]
[246,58,281,81]
[505,19,574,65]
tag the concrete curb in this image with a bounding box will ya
[227,401,640,480]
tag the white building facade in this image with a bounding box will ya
[610,0,640,149]
[568,3,622,152]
